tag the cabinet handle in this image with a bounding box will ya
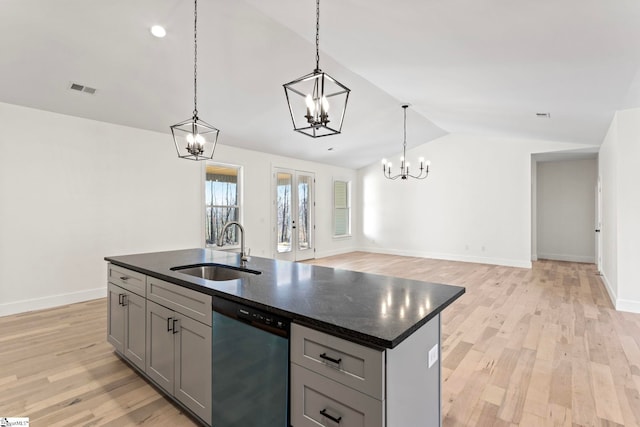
[120,276,129,281]
[320,409,342,423]
[121,294,128,306]
[118,294,124,306]
[172,319,179,334]
[167,317,173,332]
[319,352,342,365]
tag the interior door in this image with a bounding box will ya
[274,169,315,261]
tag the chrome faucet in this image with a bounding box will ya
[217,221,248,265]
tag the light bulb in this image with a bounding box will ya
[406,162,410,168]
[382,158,388,165]
[305,94,315,115]
[400,156,404,162]
[426,160,431,167]
[418,157,425,164]
[186,134,195,144]
[321,96,330,113]
[388,162,392,168]
[195,134,205,145]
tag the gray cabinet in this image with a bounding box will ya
[146,293,212,425]
[290,324,384,426]
[290,318,442,427]
[107,264,212,426]
[107,276,146,371]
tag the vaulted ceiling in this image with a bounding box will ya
[1,0,639,168]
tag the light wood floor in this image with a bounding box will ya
[308,253,640,427]
[1,253,639,426]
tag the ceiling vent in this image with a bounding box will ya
[69,82,97,95]
[536,112,551,118]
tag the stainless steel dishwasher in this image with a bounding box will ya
[212,296,290,427]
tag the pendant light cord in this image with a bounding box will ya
[403,105,408,160]
[193,0,198,118]
[315,0,320,72]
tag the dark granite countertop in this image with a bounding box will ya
[105,248,465,349]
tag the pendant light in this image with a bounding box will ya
[283,0,351,138]
[382,105,430,180]
[170,0,219,161]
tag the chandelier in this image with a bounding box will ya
[283,0,350,138]
[170,0,220,160]
[382,105,430,180]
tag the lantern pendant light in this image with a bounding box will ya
[283,0,351,138]
[381,105,431,180]
[170,0,219,160]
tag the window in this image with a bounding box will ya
[333,180,351,237]
[205,163,241,246]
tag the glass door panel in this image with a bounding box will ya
[274,169,314,261]
[276,172,293,254]
[298,175,311,251]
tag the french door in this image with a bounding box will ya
[273,168,315,261]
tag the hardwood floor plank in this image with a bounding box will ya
[590,362,625,424]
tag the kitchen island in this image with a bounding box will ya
[105,248,465,426]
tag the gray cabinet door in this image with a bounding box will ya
[107,283,125,353]
[146,300,175,394]
[123,291,146,371]
[175,315,212,425]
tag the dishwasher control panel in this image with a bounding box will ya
[213,296,290,334]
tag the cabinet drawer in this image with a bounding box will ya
[291,364,384,427]
[108,264,146,296]
[147,277,212,326]
[291,323,384,400]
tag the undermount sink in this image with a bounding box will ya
[171,263,262,281]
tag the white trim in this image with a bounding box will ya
[600,272,617,308]
[355,246,532,268]
[616,299,640,314]
[315,247,358,259]
[0,287,107,317]
[536,253,595,263]
[600,272,640,314]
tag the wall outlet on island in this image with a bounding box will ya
[428,344,438,368]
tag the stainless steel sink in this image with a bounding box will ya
[171,263,262,281]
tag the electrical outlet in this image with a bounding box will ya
[428,344,438,368]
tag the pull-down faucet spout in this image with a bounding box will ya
[217,221,248,265]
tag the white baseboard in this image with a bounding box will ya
[0,287,107,317]
[537,253,595,263]
[616,299,640,314]
[314,247,359,259]
[599,272,617,308]
[355,246,532,269]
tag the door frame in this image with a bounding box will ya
[272,167,316,261]
[596,176,602,273]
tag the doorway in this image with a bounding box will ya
[273,168,315,261]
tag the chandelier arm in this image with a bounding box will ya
[407,170,429,179]
[193,0,198,117]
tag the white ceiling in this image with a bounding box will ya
[1,0,639,169]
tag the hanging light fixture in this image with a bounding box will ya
[170,0,219,161]
[382,105,430,180]
[283,0,351,138]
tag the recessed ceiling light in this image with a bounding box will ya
[150,25,167,38]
